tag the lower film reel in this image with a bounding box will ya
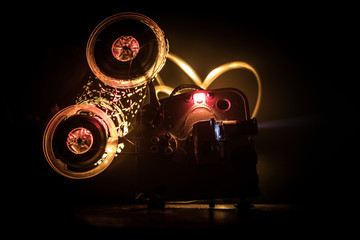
[43,105,118,179]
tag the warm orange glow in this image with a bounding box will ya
[156,53,262,118]
[202,62,262,118]
[155,74,165,86]
[155,85,174,96]
[167,53,203,87]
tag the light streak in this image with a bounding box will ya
[155,85,174,97]
[155,74,165,86]
[167,53,203,87]
[257,115,319,129]
[157,53,262,118]
[201,61,262,119]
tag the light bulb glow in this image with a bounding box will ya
[193,92,206,104]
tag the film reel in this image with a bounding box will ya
[86,12,168,89]
[43,105,118,179]
[43,13,166,179]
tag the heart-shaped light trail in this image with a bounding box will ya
[155,53,262,118]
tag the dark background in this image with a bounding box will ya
[4,2,358,220]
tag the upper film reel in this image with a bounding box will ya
[43,105,118,179]
[86,12,168,89]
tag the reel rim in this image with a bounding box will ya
[42,104,118,179]
[86,12,168,89]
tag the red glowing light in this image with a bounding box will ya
[193,92,206,104]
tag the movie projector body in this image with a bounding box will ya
[42,13,259,207]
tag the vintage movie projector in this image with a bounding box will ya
[42,12,260,208]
